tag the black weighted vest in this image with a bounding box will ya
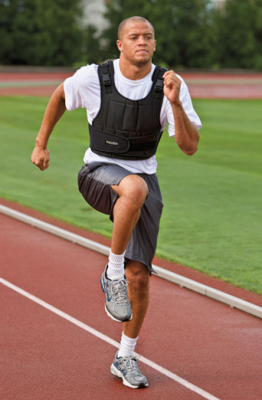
[89,61,167,160]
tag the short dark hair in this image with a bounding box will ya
[118,16,155,40]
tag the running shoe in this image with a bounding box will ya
[110,351,148,389]
[100,265,132,322]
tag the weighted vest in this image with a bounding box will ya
[89,61,167,160]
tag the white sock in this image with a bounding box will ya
[118,332,138,358]
[107,250,125,280]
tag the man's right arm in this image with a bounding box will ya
[31,83,66,171]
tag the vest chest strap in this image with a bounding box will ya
[89,124,130,154]
[89,124,163,160]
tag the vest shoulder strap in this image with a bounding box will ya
[99,62,167,97]
[99,61,113,94]
[152,66,168,99]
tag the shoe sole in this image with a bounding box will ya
[100,277,132,323]
[110,364,148,389]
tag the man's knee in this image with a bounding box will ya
[131,274,149,293]
[112,175,148,209]
[126,261,150,292]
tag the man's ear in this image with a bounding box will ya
[116,40,122,52]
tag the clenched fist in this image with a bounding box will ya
[31,144,50,171]
[163,71,181,104]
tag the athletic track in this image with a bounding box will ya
[1,199,262,400]
[0,71,262,98]
[1,73,262,399]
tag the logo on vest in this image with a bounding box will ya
[106,140,118,146]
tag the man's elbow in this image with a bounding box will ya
[183,146,198,156]
[179,137,199,156]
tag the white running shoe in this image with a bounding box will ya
[110,351,148,389]
[100,265,132,323]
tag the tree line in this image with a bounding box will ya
[1,0,262,70]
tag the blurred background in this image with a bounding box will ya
[1,0,262,70]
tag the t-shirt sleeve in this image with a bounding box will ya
[167,77,202,137]
[64,68,86,111]
[63,64,100,112]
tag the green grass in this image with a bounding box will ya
[0,97,262,294]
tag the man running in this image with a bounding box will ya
[31,16,201,389]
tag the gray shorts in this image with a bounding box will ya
[78,162,163,273]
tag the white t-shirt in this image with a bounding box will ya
[64,59,202,174]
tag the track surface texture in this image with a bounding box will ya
[1,211,262,400]
[0,71,262,98]
[1,198,262,308]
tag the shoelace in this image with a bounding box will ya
[121,356,141,375]
[109,279,129,304]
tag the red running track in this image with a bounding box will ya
[1,212,262,399]
[187,84,262,99]
[1,72,262,99]
[1,84,262,99]
[0,72,73,81]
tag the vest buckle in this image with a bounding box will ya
[102,73,111,86]
[155,78,163,92]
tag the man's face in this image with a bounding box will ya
[117,21,156,67]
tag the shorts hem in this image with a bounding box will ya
[125,255,157,275]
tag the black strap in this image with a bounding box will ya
[100,62,111,86]
[89,123,163,160]
[89,124,130,154]
[153,67,167,99]
[100,62,166,97]
[100,62,112,94]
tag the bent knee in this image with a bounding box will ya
[128,185,148,208]
[113,175,148,208]
[127,264,150,292]
[130,274,149,292]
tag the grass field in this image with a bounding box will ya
[0,97,261,294]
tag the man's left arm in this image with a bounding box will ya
[163,71,200,156]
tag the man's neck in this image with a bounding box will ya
[119,57,152,80]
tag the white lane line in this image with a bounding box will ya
[0,277,220,400]
[0,204,261,319]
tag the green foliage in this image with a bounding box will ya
[83,25,101,64]
[101,0,262,70]
[212,0,262,70]
[101,0,215,68]
[0,0,83,66]
[81,24,112,65]
[1,0,262,69]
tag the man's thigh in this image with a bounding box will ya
[125,173,163,273]
[78,162,133,220]
[78,163,163,273]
